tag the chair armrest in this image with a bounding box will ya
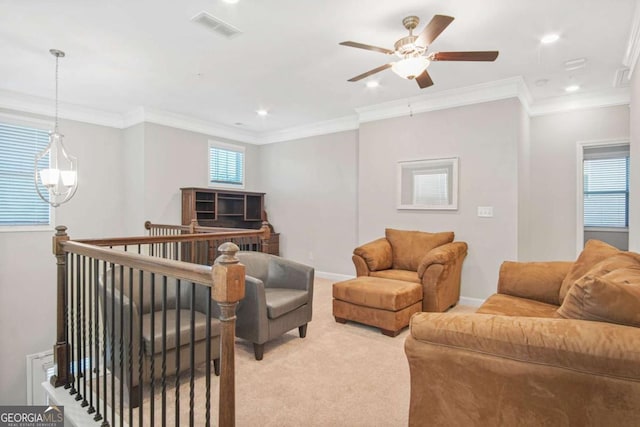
[267,257,314,291]
[497,261,573,305]
[417,241,468,277]
[353,238,393,272]
[408,312,640,379]
[235,275,269,344]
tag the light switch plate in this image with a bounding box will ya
[477,206,494,217]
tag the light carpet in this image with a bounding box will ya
[129,277,475,426]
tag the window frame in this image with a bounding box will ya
[0,113,55,233]
[575,139,629,255]
[207,140,245,190]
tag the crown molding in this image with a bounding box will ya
[124,107,261,144]
[356,77,527,123]
[260,115,359,145]
[623,0,640,77]
[527,87,631,116]
[0,77,632,145]
[0,89,124,128]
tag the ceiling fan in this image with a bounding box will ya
[340,14,499,88]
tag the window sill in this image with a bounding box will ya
[584,227,629,233]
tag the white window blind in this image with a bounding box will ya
[583,145,629,228]
[208,142,244,187]
[0,121,51,226]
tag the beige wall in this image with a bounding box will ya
[528,105,630,260]
[630,68,640,252]
[258,131,358,275]
[358,99,521,300]
[124,123,262,232]
[0,110,125,405]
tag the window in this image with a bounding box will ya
[0,118,52,228]
[583,145,629,228]
[398,157,458,210]
[208,141,244,189]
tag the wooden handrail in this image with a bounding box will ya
[61,241,215,285]
[77,229,265,247]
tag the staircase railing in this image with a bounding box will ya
[49,225,252,426]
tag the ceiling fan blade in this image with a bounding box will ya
[339,41,395,55]
[347,63,393,82]
[429,51,499,61]
[415,15,454,47]
[415,70,434,88]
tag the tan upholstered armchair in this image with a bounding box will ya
[352,228,467,312]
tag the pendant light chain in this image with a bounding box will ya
[54,52,59,133]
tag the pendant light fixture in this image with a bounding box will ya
[34,49,78,207]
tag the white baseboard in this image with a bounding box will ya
[315,271,355,282]
[459,296,485,307]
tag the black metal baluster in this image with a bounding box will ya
[75,254,83,403]
[101,261,109,427]
[161,276,168,426]
[205,286,212,427]
[189,282,196,426]
[110,262,116,426]
[93,259,102,422]
[137,270,144,427]
[63,252,72,390]
[80,255,88,408]
[87,257,95,415]
[118,265,124,427]
[127,268,133,427]
[69,254,77,397]
[149,273,155,426]
[175,280,181,426]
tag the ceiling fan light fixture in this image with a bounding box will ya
[391,57,430,80]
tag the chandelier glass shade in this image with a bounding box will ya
[391,56,430,80]
[35,49,78,208]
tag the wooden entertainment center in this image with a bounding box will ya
[181,187,279,255]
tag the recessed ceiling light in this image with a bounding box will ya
[366,81,379,88]
[222,0,239,4]
[565,84,580,92]
[256,109,268,116]
[540,34,560,44]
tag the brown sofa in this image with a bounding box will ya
[352,228,468,312]
[405,240,640,426]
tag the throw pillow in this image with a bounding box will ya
[556,266,640,327]
[558,239,620,303]
[385,228,454,271]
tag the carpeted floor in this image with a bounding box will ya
[129,277,475,426]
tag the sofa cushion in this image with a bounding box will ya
[385,228,454,271]
[370,269,421,284]
[559,240,620,303]
[557,266,640,327]
[477,294,559,318]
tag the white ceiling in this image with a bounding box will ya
[0,0,636,141]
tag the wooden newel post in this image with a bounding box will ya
[259,221,271,254]
[212,242,245,427]
[51,225,71,388]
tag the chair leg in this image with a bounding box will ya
[127,384,140,409]
[253,343,264,361]
[298,324,308,338]
[213,358,220,376]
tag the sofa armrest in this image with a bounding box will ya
[417,241,468,277]
[267,257,314,291]
[353,238,393,272]
[498,261,573,306]
[408,312,640,380]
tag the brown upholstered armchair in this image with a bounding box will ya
[352,228,468,312]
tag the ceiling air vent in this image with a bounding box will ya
[191,11,242,39]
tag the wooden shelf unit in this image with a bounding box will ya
[181,187,279,255]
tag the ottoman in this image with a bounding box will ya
[332,277,423,337]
